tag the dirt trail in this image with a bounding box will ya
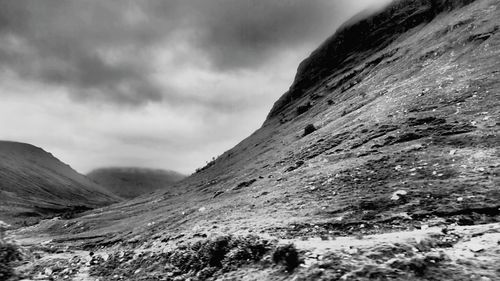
[288,223,499,253]
[286,223,500,271]
[9,234,103,281]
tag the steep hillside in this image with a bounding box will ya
[0,141,121,225]
[87,167,185,199]
[267,0,478,118]
[9,0,500,280]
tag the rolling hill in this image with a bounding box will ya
[0,141,121,226]
[10,0,500,280]
[87,167,185,199]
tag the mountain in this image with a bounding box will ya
[267,0,478,118]
[87,167,185,199]
[0,141,121,225]
[11,0,500,280]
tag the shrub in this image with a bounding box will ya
[90,235,272,280]
[0,242,22,280]
[272,244,301,272]
[297,102,312,115]
[194,155,219,173]
[198,235,231,268]
[303,124,317,136]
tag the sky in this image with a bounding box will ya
[0,0,391,175]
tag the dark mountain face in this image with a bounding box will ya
[267,0,478,119]
[87,167,185,199]
[0,141,121,225]
[11,0,500,279]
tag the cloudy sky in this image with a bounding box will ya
[0,0,391,174]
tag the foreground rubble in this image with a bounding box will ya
[6,222,499,280]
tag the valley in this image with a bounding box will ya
[2,0,499,280]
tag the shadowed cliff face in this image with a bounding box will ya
[267,0,477,119]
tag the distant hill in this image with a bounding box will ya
[0,141,121,225]
[87,167,186,199]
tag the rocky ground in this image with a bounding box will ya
[4,222,500,280]
[2,0,500,280]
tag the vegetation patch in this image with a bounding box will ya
[297,102,313,115]
[303,124,317,137]
[295,237,473,281]
[0,242,23,280]
[272,244,301,272]
[89,235,283,280]
[234,179,257,190]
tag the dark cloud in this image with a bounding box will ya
[143,0,393,70]
[0,0,170,105]
[0,0,390,106]
[171,0,348,70]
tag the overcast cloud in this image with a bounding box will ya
[0,0,391,174]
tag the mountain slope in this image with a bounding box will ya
[12,0,500,280]
[267,0,478,118]
[0,141,121,225]
[87,167,185,199]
